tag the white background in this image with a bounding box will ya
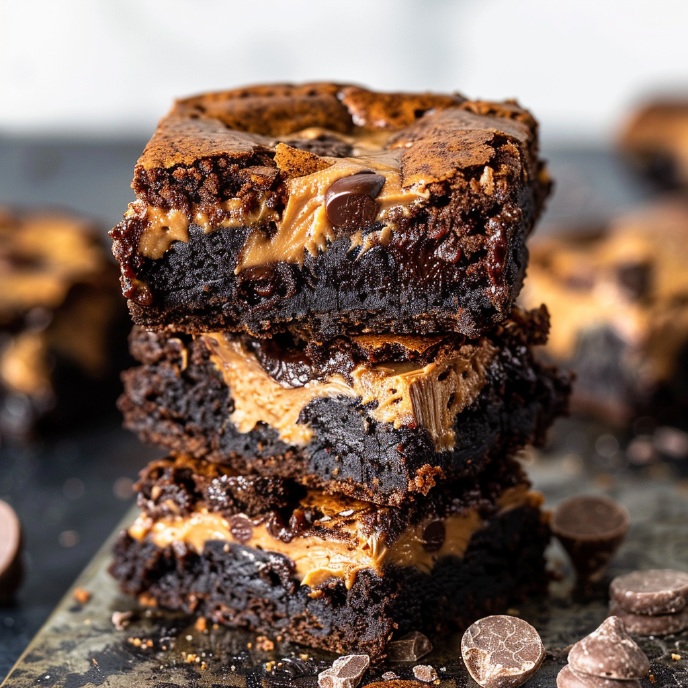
[1,0,687,142]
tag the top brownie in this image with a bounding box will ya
[111,83,551,339]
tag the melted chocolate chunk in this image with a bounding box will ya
[616,261,652,300]
[325,172,385,229]
[421,521,445,553]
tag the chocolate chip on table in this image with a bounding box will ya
[325,172,386,230]
[318,654,370,688]
[387,631,433,662]
[550,495,629,581]
[0,500,23,603]
[557,664,641,688]
[411,665,438,683]
[610,569,688,615]
[461,615,545,688]
[609,601,688,635]
[568,616,649,680]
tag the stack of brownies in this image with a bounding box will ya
[108,83,571,661]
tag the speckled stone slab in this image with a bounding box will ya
[2,450,688,688]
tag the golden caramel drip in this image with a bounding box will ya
[202,335,493,450]
[128,485,535,589]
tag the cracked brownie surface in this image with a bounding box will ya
[110,83,551,339]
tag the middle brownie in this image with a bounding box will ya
[119,306,570,506]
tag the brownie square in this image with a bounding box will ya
[110,83,551,340]
[520,200,688,425]
[620,99,688,187]
[110,454,550,662]
[0,207,128,439]
[118,307,570,505]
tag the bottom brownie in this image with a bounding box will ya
[110,455,550,661]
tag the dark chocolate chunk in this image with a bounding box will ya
[318,654,369,688]
[421,521,445,553]
[325,172,385,229]
[609,601,688,635]
[557,665,641,688]
[615,261,652,300]
[0,500,23,603]
[461,615,545,688]
[568,616,649,680]
[228,515,253,543]
[550,495,629,581]
[411,665,437,683]
[610,569,688,615]
[387,631,433,662]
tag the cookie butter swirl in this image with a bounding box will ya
[128,486,536,589]
[203,334,495,450]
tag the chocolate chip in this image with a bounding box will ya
[228,515,254,543]
[318,654,369,688]
[550,495,629,581]
[132,281,154,306]
[411,665,437,683]
[0,500,23,603]
[325,173,385,230]
[610,569,688,615]
[609,601,688,635]
[615,261,652,300]
[461,615,545,688]
[557,665,641,688]
[568,617,649,680]
[387,631,433,662]
[421,521,445,553]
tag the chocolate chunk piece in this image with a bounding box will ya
[411,665,437,683]
[0,500,22,603]
[461,615,545,688]
[111,610,133,630]
[325,172,385,229]
[610,569,688,615]
[568,617,649,680]
[380,672,400,681]
[318,654,369,688]
[387,631,433,662]
[550,495,629,581]
[609,601,688,635]
[557,665,641,688]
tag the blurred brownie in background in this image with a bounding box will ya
[0,207,129,440]
[520,200,688,426]
[620,99,688,187]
